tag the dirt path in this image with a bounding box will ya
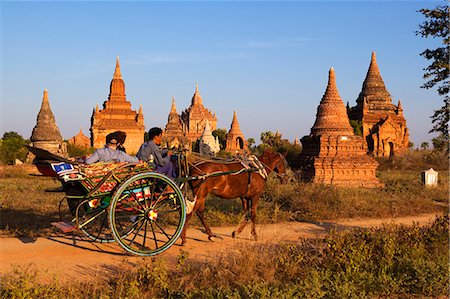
[0,213,440,281]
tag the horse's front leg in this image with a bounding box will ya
[232,198,250,238]
[196,203,216,241]
[180,195,202,245]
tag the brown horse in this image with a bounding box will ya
[181,150,287,244]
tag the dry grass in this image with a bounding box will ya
[0,152,448,238]
[1,216,448,298]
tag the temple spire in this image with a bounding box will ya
[229,110,241,133]
[357,51,392,105]
[191,81,203,106]
[311,68,353,136]
[108,57,126,101]
[30,89,63,142]
[114,56,122,79]
[170,96,177,113]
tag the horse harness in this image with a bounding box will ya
[187,154,284,194]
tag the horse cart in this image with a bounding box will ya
[28,146,189,257]
[28,146,287,256]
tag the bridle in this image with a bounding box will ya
[259,152,288,181]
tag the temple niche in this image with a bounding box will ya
[298,68,381,187]
[30,89,67,157]
[181,82,217,143]
[225,111,248,154]
[348,51,409,157]
[90,57,145,153]
[162,97,189,149]
[68,129,90,149]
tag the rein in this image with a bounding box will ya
[259,152,287,181]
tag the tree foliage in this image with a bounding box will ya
[212,128,227,150]
[416,5,449,153]
[0,132,29,164]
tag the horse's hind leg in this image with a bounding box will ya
[232,198,250,238]
[250,197,260,241]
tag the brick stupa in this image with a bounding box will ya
[162,97,189,149]
[348,51,409,157]
[30,89,67,157]
[181,82,217,142]
[299,68,381,187]
[90,57,145,153]
[225,111,248,154]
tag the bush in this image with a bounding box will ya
[1,216,447,298]
[0,132,29,164]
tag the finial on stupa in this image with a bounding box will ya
[138,104,143,114]
[171,96,177,113]
[195,81,199,93]
[95,104,99,113]
[397,99,402,109]
[43,89,49,102]
[114,56,122,79]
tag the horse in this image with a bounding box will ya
[181,150,288,244]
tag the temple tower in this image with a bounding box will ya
[299,68,381,187]
[90,57,145,153]
[162,97,189,149]
[199,120,220,155]
[68,128,90,149]
[348,51,409,157]
[30,89,67,157]
[181,82,217,142]
[225,111,248,154]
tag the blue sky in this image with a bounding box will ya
[0,0,445,146]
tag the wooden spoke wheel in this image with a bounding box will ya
[76,198,115,243]
[109,172,186,256]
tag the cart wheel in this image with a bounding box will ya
[76,198,115,243]
[110,172,186,256]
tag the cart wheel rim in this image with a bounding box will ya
[109,172,186,256]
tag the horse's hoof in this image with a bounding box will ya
[181,239,187,245]
[231,231,236,238]
[208,236,214,242]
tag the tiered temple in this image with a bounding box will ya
[348,51,409,157]
[225,111,248,154]
[30,89,67,157]
[68,128,90,149]
[90,57,145,153]
[298,68,381,187]
[181,82,217,142]
[162,97,189,149]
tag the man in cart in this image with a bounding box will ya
[137,127,177,178]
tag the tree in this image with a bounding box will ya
[0,132,28,164]
[416,5,449,153]
[212,128,227,150]
[247,138,256,150]
[420,142,429,150]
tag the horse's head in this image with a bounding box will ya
[258,150,288,184]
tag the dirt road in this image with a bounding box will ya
[0,213,440,281]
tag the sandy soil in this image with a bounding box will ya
[0,213,441,281]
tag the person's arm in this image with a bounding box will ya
[136,144,150,161]
[119,152,139,163]
[85,150,100,164]
[148,142,169,166]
